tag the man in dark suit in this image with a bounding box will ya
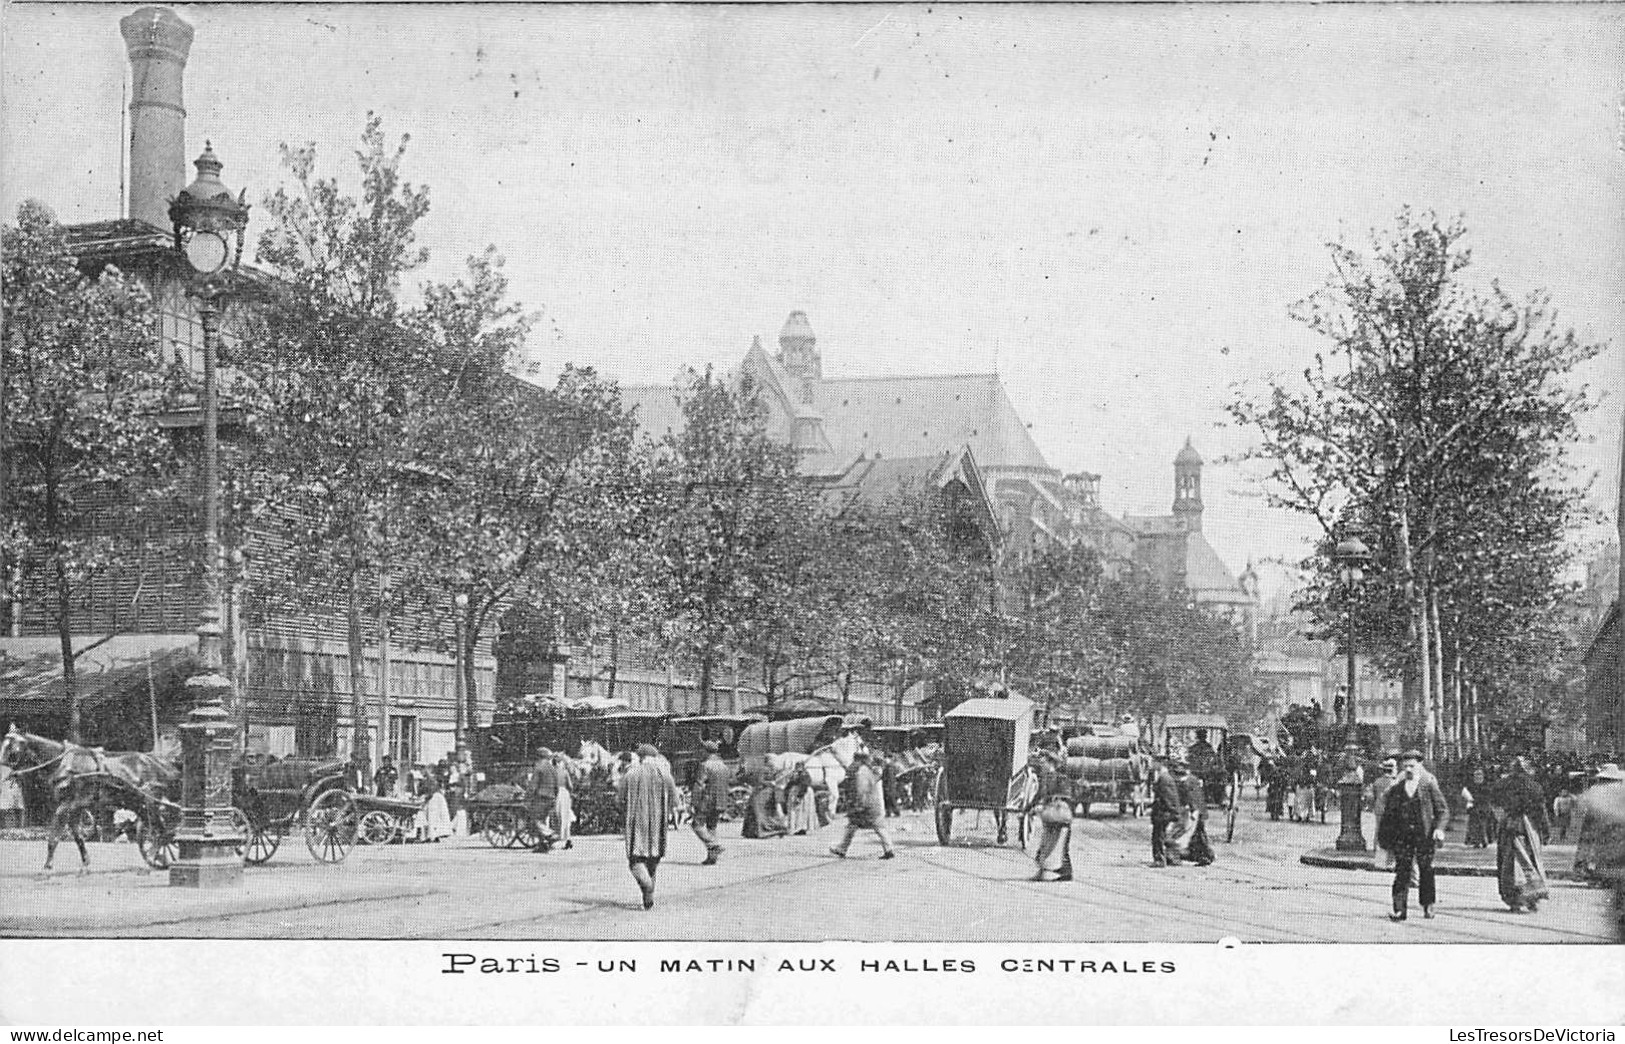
[1150,754,1187,868]
[526,748,560,853]
[1378,749,1451,921]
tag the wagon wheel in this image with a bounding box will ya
[304,789,359,863]
[136,805,179,870]
[935,801,953,845]
[482,808,520,848]
[515,817,544,850]
[359,809,401,846]
[243,814,283,865]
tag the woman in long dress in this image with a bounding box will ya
[1495,757,1551,913]
[419,778,453,841]
[1031,747,1075,882]
[553,753,576,850]
[779,762,817,836]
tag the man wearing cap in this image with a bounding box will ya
[1375,750,1450,921]
[1369,755,1400,871]
[1150,753,1187,868]
[829,750,896,860]
[690,740,733,865]
[526,748,560,853]
[616,743,683,909]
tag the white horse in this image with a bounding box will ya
[577,739,619,780]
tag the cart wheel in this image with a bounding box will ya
[935,802,953,845]
[137,809,178,870]
[482,809,519,848]
[1226,803,1239,844]
[515,819,544,850]
[304,790,358,863]
[359,809,399,846]
[244,818,282,865]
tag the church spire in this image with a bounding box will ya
[1173,437,1204,532]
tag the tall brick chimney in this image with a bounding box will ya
[120,7,193,229]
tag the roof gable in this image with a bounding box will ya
[809,373,1052,473]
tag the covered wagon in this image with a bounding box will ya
[934,696,1037,847]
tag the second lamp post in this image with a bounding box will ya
[1333,533,1372,853]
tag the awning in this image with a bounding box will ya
[0,634,198,707]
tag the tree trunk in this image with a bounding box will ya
[347,567,370,781]
[54,557,80,743]
[1427,582,1445,760]
[1395,500,1430,750]
[605,629,619,702]
[377,569,392,772]
[461,601,479,738]
[698,653,713,715]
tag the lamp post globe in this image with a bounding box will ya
[167,142,250,888]
[1332,532,1373,854]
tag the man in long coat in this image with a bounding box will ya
[616,743,682,909]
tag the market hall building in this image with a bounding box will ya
[0,7,494,773]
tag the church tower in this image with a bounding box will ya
[777,310,821,403]
[1173,437,1204,532]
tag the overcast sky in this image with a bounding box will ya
[5,2,1622,599]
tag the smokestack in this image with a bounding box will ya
[120,7,193,229]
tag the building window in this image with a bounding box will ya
[389,715,419,769]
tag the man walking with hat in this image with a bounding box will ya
[1150,752,1187,868]
[616,743,682,909]
[690,740,733,865]
[1376,749,1450,921]
[829,750,896,860]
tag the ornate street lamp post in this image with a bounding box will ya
[1333,534,1372,853]
[168,143,249,887]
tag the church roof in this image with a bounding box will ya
[1185,531,1252,604]
[1175,437,1203,466]
[622,362,1055,480]
[808,372,1052,473]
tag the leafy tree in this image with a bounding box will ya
[1230,210,1602,755]
[1,201,177,740]
[817,483,1000,714]
[245,115,437,773]
[401,249,642,731]
[651,367,813,712]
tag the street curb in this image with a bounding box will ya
[1300,848,1580,881]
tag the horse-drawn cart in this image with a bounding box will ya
[231,757,359,864]
[1061,725,1151,817]
[934,697,1038,847]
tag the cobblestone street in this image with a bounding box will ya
[3,795,1615,942]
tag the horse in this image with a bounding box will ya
[0,724,180,873]
[576,739,619,781]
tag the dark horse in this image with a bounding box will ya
[0,724,180,873]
